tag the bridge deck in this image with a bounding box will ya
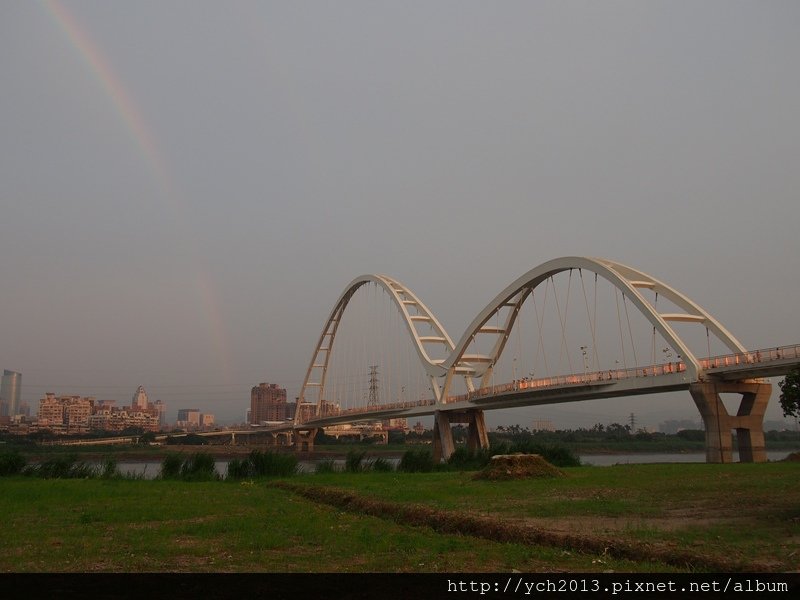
[284,343,800,432]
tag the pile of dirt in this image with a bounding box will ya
[472,453,565,481]
[781,452,800,462]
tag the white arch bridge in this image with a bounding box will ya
[269,257,800,463]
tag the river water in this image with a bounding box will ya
[110,450,796,479]
[580,450,794,466]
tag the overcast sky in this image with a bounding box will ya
[1,1,798,429]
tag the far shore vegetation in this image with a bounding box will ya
[2,421,799,459]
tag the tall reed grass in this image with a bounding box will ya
[225,450,297,479]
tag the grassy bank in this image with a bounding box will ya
[0,476,672,573]
[1,461,798,572]
[289,462,800,571]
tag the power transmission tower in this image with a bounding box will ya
[629,412,636,431]
[368,365,379,408]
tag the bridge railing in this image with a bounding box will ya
[299,397,437,425]
[449,343,800,404]
[446,361,688,404]
[298,344,800,424]
[700,343,800,370]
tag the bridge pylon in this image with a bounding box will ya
[293,428,319,454]
[433,409,489,462]
[689,381,771,463]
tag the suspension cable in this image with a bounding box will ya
[533,279,550,377]
[623,293,638,367]
[615,288,628,370]
[593,273,599,370]
[651,292,659,365]
[514,292,522,382]
[553,271,574,375]
[579,269,599,371]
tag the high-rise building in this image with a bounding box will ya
[295,402,317,424]
[37,393,64,428]
[88,403,160,433]
[177,408,201,427]
[153,399,166,426]
[250,383,287,424]
[36,393,94,433]
[175,408,214,430]
[0,370,21,417]
[64,397,94,433]
[132,386,149,411]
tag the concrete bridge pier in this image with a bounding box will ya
[689,381,771,463]
[265,432,289,447]
[433,409,489,462]
[293,428,318,453]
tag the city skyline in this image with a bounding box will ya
[0,372,796,434]
[1,2,799,429]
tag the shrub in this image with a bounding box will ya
[676,429,705,442]
[370,457,394,472]
[226,458,251,479]
[247,450,297,477]
[100,458,120,479]
[398,449,435,473]
[179,452,218,481]
[345,450,366,473]
[0,451,26,476]
[160,453,184,479]
[536,445,581,468]
[447,447,492,471]
[23,455,96,479]
[315,459,337,474]
[226,451,297,480]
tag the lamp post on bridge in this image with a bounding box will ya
[662,347,673,363]
[580,346,589,378]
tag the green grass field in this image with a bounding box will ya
[291,462,800,571]
[1,461,797,573]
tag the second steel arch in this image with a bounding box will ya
[438,256,748,402]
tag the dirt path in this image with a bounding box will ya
[276,482,775,572]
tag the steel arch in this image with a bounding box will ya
[439,256,747,401]
[297,274,460,423]
[299,257,749,419]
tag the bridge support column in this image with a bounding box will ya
[433,410,489,462]
[689,381,771,463]
[466,410,490,453]
[433,412,454,463]
[293,428,318,454]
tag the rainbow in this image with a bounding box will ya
[42,0,172,194]
[41,0,235,383]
